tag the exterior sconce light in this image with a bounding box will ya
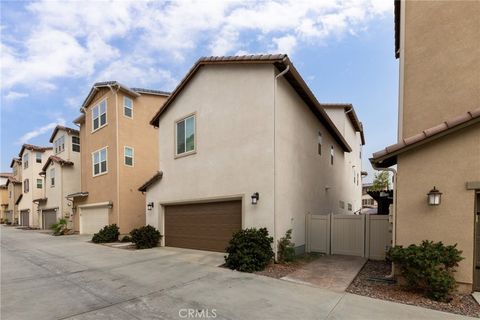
[251,192,260,205]
[427,186,442,206]
[147,202,154,211]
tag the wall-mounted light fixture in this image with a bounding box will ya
[427,186,442,206]
[147,202,154,211]
[251,192,260,205]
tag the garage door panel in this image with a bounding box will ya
[80,207,109,234]
[42,210,57,229]
[165,200,241,252]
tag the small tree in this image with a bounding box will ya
[370,171,390,191]
[278,229,296,263]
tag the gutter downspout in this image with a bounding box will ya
[273,63,290,261]
[107,85,121,228]
[371,164,397,278]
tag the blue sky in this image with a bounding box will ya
[0,0,398,180]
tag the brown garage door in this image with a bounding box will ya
[165,200,242,252]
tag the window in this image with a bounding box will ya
[330,146,334,165]
[36,152,42,163]
[9,191,11,198]
[92,99,107,131]
[13,167,17,176]
[124,97,133,118]
[92,148,107,176]
[176,115,195,156]
[23,153,29,169]
[72,136,80,152]
[318,132,322,155]
[36,179,43,189]
[54,136,65,154]
[359,145,362,159]
[348,203,352,211]
[339,200,345,209]
[23,179,29,193]
[50,168,55,187]
[124,146,134,166]
[357,173,359,186]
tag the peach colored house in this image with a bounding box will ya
[0,173,12,221]
[71,81,169,234]
[371,0,480,292]
[5,159,22,224]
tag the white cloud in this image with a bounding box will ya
[273,35,297,55]
[16,118,66,144]
[4,91,29,101]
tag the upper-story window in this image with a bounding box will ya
[9,191,11,198]
[92,99,107,131]
[36,152,42,163]
[124,146,134,166]
[124,97,133,118]
[348,203,352,211]
[36,179,43,189]
[23,154,29,169]
[54,136,65,154]
[176,115,195,156]
[13,167,17,176]
[72,136,80,152]
[50,168,55,187]
[318,132,322,155]
[92,147,107,176]
[23,179,29,193]
[330,146,334,165]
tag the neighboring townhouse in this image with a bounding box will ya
[371,1,480,292]
[0,173,12,220]
[71,81,169,234]
[323,103,365,213]
[36,126,81,229]
[5,159,23,224]
[141,54,364,255]
[361,183,377,208]
[16,145,52,227]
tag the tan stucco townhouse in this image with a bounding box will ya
[0,173,12,221]
[17,144,52,228]
[36,125,81,229]
[141,54,364,255]
[71,81,169,234]
[371,0,480,292]
[5,159,22,224]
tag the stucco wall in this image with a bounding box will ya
[402,1,480,138]
[396,124,480,285]
[146,64,275,240]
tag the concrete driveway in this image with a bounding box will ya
[1,226,474,320]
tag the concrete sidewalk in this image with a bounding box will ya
[1,226,475,320]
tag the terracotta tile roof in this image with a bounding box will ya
[49,125,79,143]
[15,194,23,205]
[9,158,21,168]
[371,107,480,168]
[33,197,47,202]
[321,103,365,145]
[5,177,21,187]
[149,54,352,152]
[18,144,52,157]
[42,156,74,172]
[0,172,13,178]
[138,171,163,192]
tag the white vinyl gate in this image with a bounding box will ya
[306,213,391,260]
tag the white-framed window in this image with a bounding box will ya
[23,153,29,169]
[124,96,133,118]
[92,147,107,176]
[13,167,17,176]
[339,200,345,209]
[72,136,80,152]
[348,203,352,211]
[318,132,322,155]
[124,146,134,166]
[50,168,55,187]
[36,152,42,163]
[176,115,195,156]
[92,99,107,131]
[9,191,11,198]
[23,179,29,193]
[37,179,43,189]
[330,146,334,165]
[54,136,65,154]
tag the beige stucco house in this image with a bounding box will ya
[5,159,22,224]
[71,81,169,234]
[36,126,81,229]
[141,54,364,255]
[371,0,480,292]
[0,173,12,221]
[17,144,52,228]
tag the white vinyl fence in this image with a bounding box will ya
[306,213,391,260]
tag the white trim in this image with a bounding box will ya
[124,146,134,167]
[123,96,133,119]
[91,98,108,133]
[78,201,112,209]
[92,146,108,177]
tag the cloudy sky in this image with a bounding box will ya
[1,0,398,179]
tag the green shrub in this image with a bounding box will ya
[387,240,463,301]
[121,235,132,242]
[278,229,296,263]
[92,224,119,243]
[225,227,274,272]
[130,225,162,249]
[51,218,68,236]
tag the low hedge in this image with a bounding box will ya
[92,224,119,243]
[130,225,162,249]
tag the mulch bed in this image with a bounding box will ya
[255,253,322,279]
[346,260,480,318]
